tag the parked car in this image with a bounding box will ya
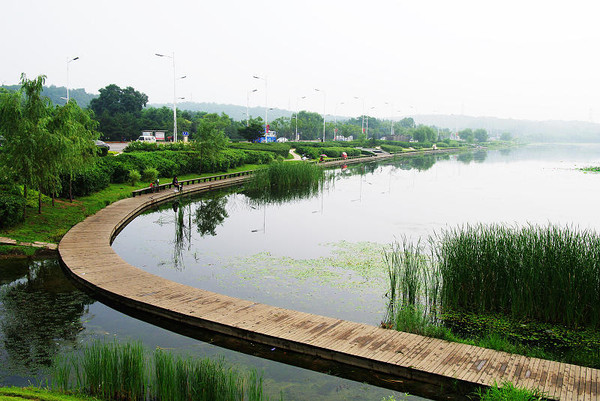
[137,135,156,143]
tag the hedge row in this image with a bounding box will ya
[60,149,275,197]
[229,142,291,158]
[123,141,199,152]
[294,145,361,159]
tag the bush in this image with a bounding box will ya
[128,169,141,186]
[229,142,291,158]
[141,167,159,183]
[60,163,111,197]
[0,193,25,228]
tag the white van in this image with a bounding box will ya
[137,135,156,143]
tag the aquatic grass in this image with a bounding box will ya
[51,341,272,401]
[244,161,324,204]
[435,223,600,328]
[475,381,545,400]
[383,238,440,325]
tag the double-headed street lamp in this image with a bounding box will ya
[66,56,79,102]
[253,75,268,134]
[156,52,186,142]
[314,88,326,142]
[246,89,258,127]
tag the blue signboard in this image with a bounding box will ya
[182,131,189,136]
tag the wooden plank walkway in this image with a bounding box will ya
[58,167,599,401]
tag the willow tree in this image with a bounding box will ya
[0,74,52,216]
[0,73,98,215]
[49,101,98,202]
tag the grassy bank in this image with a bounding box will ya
[0,165,260,247]
[0,387,102,401]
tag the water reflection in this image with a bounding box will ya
[0,258,93,374]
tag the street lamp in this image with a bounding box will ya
[334,101,344,139]
[253,75,268,134]
[314,88,326,142]
[366,106,375,138]
[295,95,306,141]
[353,96,365,134]
[246,89,258,127]
[156,52,186,142]
[384,102,394,137]
[66,56,79,102]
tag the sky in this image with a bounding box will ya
[2,0,599,122]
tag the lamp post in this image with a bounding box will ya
[334,101,344,139]
[314,88,326,142]
[253,75,268,134]
[156,52,186,142]
[66,56,79,102]
[366,106,375,138]
[246,89,258,127]
[384,102,394,137]
[353,96,365,134]
[295,95,306,141]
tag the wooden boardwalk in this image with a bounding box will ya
[59,168,599,401]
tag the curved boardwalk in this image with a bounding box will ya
[59,162,599,401]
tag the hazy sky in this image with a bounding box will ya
[2,0,599,122]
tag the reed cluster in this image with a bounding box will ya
[436,224,600,328]
[383,238,439,325]
[384,224,600,331]
[51,340,274,401]
[245,162,323,194]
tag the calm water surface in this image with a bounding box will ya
[113,143,600,326]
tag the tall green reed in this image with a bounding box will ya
[244,161,324,204]
[384,224,600,331]
[51,340,273,401]
[383,237,441,330]
[435,223,600,328]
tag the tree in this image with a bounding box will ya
[399,117,415,128]
[89,84,148,141]
[459,128,474,143]
[49,101,99,202]
[0,74,56,215]
[197,113,229,169]
[0,74,98,215]
[500,132,512,141]
[474,128,488,143]
[412,125,436,142]
[238,118,264,142]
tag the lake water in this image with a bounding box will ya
[113,143,600,326]
[2,143,600,400]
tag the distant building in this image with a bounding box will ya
[334,135,353,141]
[141,130,167,141]
[253,131,277,143]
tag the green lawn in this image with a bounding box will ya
[1,165,260,245]
[0,387,101,401]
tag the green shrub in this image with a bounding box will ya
[128,169,141,186]
[0,193,25,228]
[141,167,159,183]
[229,142,291,158]
[60,163,111,197]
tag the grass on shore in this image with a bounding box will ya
[0,386,102,401]
[0,165,260,245]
